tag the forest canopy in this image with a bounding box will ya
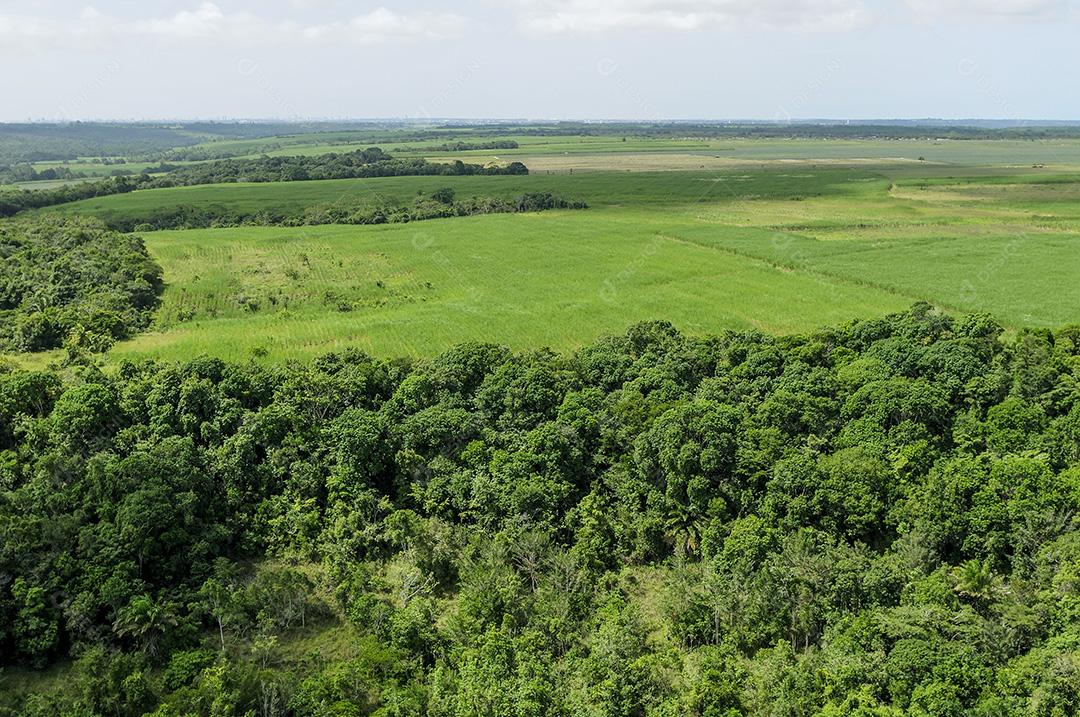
[0,217,163,353]
[1,305,1079,715]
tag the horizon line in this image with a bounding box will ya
[5,117,1080,126]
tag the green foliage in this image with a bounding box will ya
[104,190,585,233]
[394,139,520,153]
[0,217,163,352]
[10,578,59,667]
[1,307,1080,715]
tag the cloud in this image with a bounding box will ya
[512,0,869,33]
[0,3,465,49]
[901,0,1075,17]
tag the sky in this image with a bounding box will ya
[1,0,1077,121]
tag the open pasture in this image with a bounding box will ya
[76,163,1080,363]
[112,211,910,362]
[12,137,1080,364]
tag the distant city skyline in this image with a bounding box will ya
[4,0,1078,121]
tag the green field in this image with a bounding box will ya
[45,168,863,221]
[112,212,907,362]
[9,135,1080,364]
[67,167,1074,363]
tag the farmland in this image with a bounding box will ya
[111,214,908,362]
[16,126,1080,184]
[15,150,1076,363]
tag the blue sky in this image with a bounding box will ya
[2,0,1077,121]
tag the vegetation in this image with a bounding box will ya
[10,118,1080,183]
[3,124,1080,715]
[6,118,1078,159]
[0,122,428,165]
[0,176,140,218]
[101,211,906,365]
[0,217,163,353]
[395,140,521,153]
[0,124,209,165]
[0,151,528,218]
[1,306,1079,716]
[0,164,94,185]
[105,190,586,233]
[25,164,1075,363]
[145,149,527,187]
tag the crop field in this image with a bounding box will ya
[109,212,909,362]
[7,135,1080,365]
[45,164,1069,363]
[43,167,866,221]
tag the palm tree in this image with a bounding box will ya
[952,559,1000,603]
[113,595,179,658]
[664,502,705,558]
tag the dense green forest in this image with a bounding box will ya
[2,305,1078,715]
[0,125,209,165]
[0,218,163,353]
[0,152,529,218]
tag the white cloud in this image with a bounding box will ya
[0,3,465,48]
[299,7,467,43]
[901,0,1075,17]
[512,0,869,33]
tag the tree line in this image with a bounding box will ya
[0,150,529,218]
[112,189,586,233]
[143,148,500,185]
[0,164,97,185]
[1,305,1079,715]
[394,140,521,153]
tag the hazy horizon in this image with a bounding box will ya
[5,0,1079,122]
[6,117,1080,125]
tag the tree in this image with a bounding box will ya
[11,578,59,667]
[113,595,180,659]
[197,560,245,651]
[429,187,456,204]
[952,559,1000,603]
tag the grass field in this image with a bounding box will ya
[111,211,910,362]
[10,136,1080,364]
[44,167,868,222]
[76,165,1075,362]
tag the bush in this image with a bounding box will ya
[0,217,163,352]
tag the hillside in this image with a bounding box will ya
[2,306,1079,715]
